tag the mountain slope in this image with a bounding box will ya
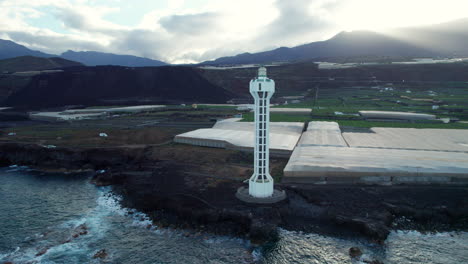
[0,39,168,67]
[204,18,468,65]
[204,31,437,65]
[4,66,233,108]
[200,61,468,98]
[61,50,168,67]
[0,56,83,72]
[0,39,54,60]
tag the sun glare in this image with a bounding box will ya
[335,0,468,32]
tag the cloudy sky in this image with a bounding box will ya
[1,0,467,63]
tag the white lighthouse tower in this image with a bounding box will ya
[236,67,286,203]
[249,66,275,198]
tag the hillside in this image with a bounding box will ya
[3,60,468,109]
[0,39,54,60]
[0,39,168,67]
[204,31,437,65]
[203,19,468,65]
[199,61,468,97]
[61,50,168,67]
[0,56,83,72]
[4,66,233,108]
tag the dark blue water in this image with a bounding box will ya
[1,167,467,264]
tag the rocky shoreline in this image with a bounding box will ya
[1,142,467,243]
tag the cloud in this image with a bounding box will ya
[112,29,167,59]
[254,0,338,47]
[54,5,127,34]
[160,12,220,36]
[6,30,105,54]
[56,7,87,30]
[1,0,467,64]
[0,0,339,63]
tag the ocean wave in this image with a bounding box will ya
[4,165,31,172]
[0,188,123,263]
[390,230,468,237]
[0,247,20,261]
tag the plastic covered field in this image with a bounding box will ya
[174,119,304,155]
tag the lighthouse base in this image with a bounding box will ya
[235,187,287,204]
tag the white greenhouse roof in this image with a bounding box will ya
[270,108,312,114]
[283,146,468,183]
[283,121,468,184]
[343,127,468,152]
[175,121,304,153]
[359,111,436,120]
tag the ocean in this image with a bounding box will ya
[1,167,467,264]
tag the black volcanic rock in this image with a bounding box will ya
[1,142,468,242]
[5,66,233,108]
[0,39,54,60]
[349,247,363,258]
[61,50,167,67]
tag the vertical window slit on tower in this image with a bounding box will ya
[254,82,270,182]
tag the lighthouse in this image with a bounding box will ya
[249,66,275,198]
[236,67,286,203]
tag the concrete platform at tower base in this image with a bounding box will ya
[236,187,287,204]
[283,146,468,185]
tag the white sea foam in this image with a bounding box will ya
[203,236,247,245]
[5,165,30,172]
[251,247,263,262]
[1,188,125,263]
[390,230,468,238]
[0,247,20,261]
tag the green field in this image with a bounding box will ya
[243,81,468,128]
[275,82,468,116]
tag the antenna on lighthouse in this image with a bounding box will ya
[236,66,286,204]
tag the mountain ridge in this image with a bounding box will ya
[1,17,467,67]
[202,18,468,65]
[60,50,167,67]
[0,39,54,60]
[0,39,168,67]
[0,56,83,72]
[202,30,439,65]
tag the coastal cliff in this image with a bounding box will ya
[1,142,467,243]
